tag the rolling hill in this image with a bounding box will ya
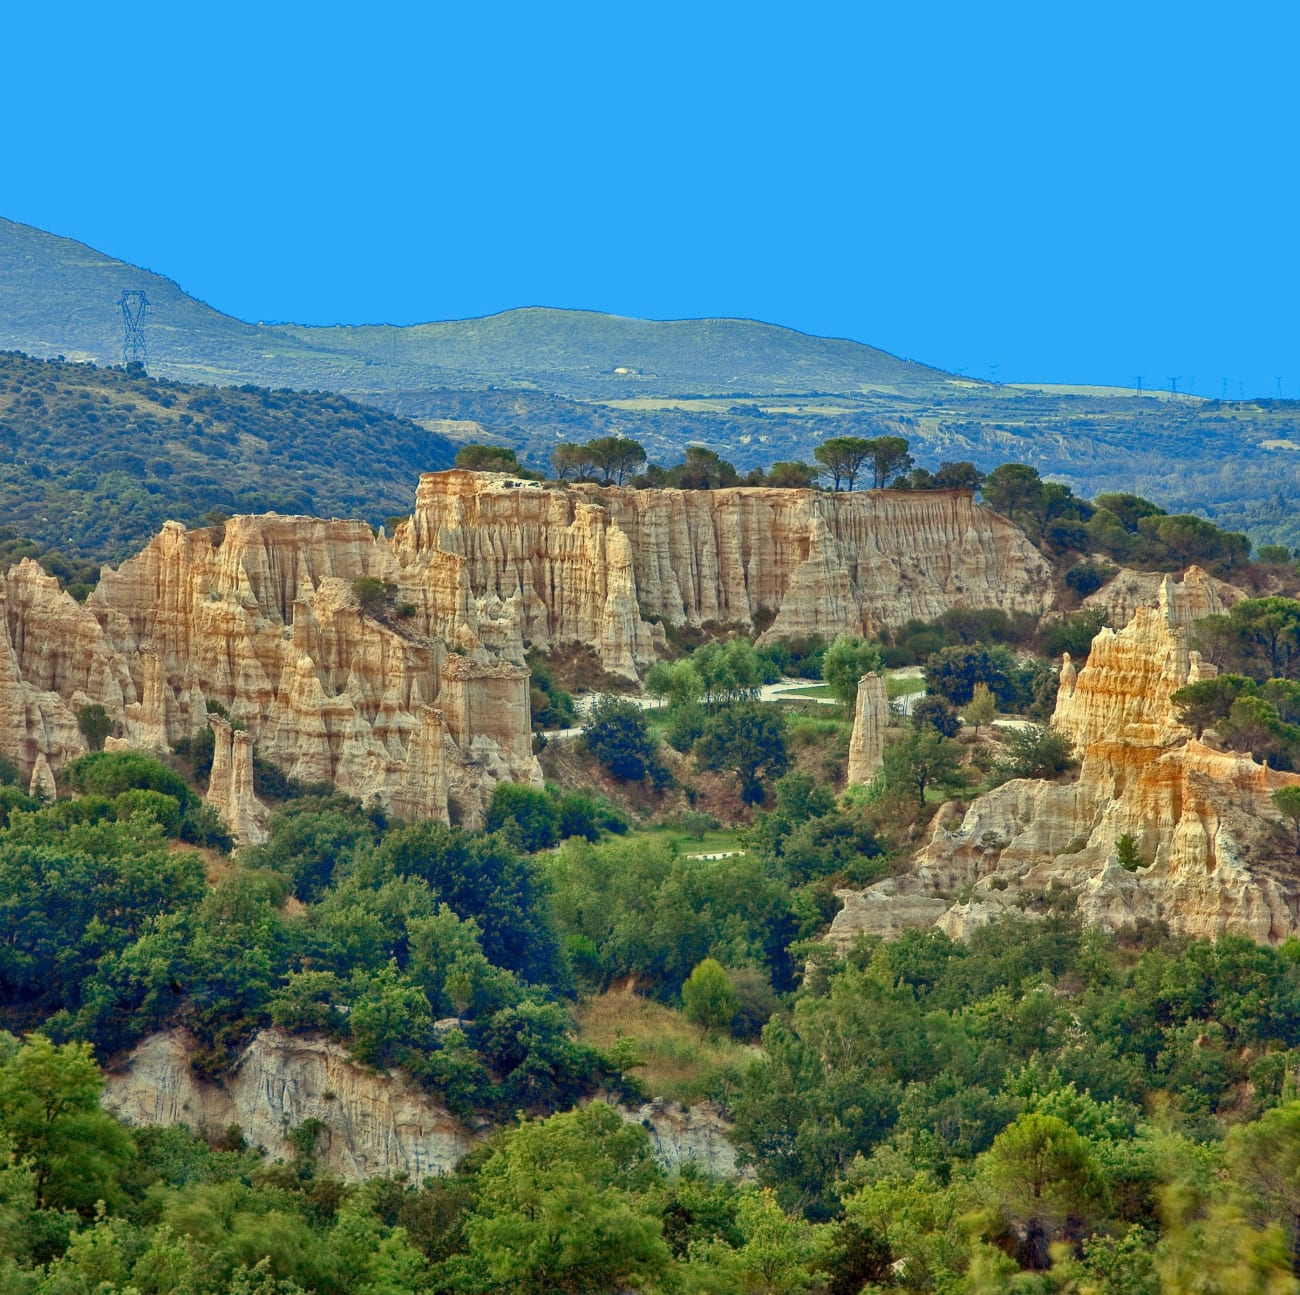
[4,215,1300,550]
[0,351,454,561]
[0,218,951,399]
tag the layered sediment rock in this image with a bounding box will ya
[0,472,1051,825]
[830,571,1300,947]
[102,1029,475,1181]
[0,509,539,827]
[103,1028,743,1181]
[390,473,1054,676]
[847,672,890,784]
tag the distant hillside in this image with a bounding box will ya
[0,218,952,399]
[4,216,1300,551]
[0,352,454,561]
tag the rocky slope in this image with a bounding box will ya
[102,1030,475,1181]
[102,1028,741,1180]
[0,472,1052,832]
[830,569,1300,947]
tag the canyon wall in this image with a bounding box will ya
[831,569,1300,948]
[389,473,1055,676]
[0,472,1052,829]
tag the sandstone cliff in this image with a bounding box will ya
[830,571,1300,948]
[0,472,1052,827]
[102,1028,743,1181]
[0,511,539,829]
[389,473,1055,677]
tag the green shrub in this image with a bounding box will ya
[681,959,739,1035]
[112,789,183,837]
[76,702,114,752]
[62,750,196,808]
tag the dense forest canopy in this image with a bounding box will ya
[6,739,1300,1290]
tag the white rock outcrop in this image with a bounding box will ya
[102,1030,475,1181]
[103,1028,746,1181]
[829,571,1300,948]
[847,672,890,785]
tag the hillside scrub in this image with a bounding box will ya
[0,351,454,560]
[7,900,1300,1290]
[9,718,1300,1287]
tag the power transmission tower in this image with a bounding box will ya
[118,291,150,368]
[1277,376,1284,399]
[1134,375,1144,395]
[1169,376,1179,398]
[1221,377,1230,398]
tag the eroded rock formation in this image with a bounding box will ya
[847,672,889,784]
[0,472,1052,827]
[830,571,1300,948]
[103,1028,744,1181]
[389,473,1055,677]
[102,1029,476,1181]
[1082,563,1242,628]
[206,717,269,846]
[0,508,540,827]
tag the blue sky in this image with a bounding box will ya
[4,1,1298,395]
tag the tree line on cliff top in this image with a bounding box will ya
[456,433,1289,582]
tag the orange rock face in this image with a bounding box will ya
[0,472,1054,835]
[831,571,1300,947]
[0,513,538,831]
[390,474,1055,676]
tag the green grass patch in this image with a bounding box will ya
[887,674,926,699]
[777,683,835,700]
[576,991,760,1105]
[626,823,748,855]
[785,713,851,739]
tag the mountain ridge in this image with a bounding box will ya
[5,216,1300,550]
[0,217,954,398]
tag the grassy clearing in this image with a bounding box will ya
[887,674,926,699]
[626,823,748,855]
[786,713,851,740]
[576,990,760,1104]
[777,683,835,700]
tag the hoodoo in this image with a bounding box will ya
[830,568,1300,946]
[0,471,1053,827]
